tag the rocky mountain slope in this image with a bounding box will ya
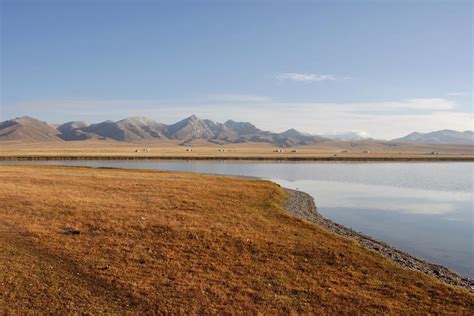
[0,115,329,146]
[78,117,166,142]
[392,130,474,145]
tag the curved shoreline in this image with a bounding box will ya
[283,188,474,291]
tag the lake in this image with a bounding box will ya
[3,160,473,278]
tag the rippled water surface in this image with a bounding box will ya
[3,160,473,277]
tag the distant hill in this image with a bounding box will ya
[391,130,474,145]
[0,116,62,142]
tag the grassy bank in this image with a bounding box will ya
[0,166,472,313]
[1,154,474,162]
[1,141,473,162]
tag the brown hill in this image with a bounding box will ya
[0,116,62,142]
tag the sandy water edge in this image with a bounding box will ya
[283,188,474,291]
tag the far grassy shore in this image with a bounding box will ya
[1,140,473,161]
[2,154,473,161]
[1,165,472,314]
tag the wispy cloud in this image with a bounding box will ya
[446,91,470,97]
[277,72,338,82]
[390,98,455,110]
[13,98,163,111]
[207,94,270,102]
[322,130,372,139]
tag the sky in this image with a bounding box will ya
[1,0,472,139]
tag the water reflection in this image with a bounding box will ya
[275,179,470,216]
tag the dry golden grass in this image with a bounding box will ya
[0,140,473,159]
[0,165,472,314]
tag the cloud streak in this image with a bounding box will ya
[277,72,338,82]
[446,91,470,97]
[364,98,455,111]
[206,94,270,102]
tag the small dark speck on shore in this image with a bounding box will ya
[63,227,81,235]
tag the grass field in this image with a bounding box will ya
[1,140,473,161]
[1,165,473,313]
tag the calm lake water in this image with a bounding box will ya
[3,160,473,278]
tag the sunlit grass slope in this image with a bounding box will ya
[0,166,472,314]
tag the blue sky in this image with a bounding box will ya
[1,0,472,138]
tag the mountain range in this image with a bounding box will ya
[0,116,327,147]
[0,116,472,146]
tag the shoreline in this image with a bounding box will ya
[1,155,474,162]
[283,188,474,291]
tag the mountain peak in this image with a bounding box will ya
[282,128,300,134]
[186,114,200,121]
[280,128,311,137]
[15,116,43,123]
[165,114,215,140]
